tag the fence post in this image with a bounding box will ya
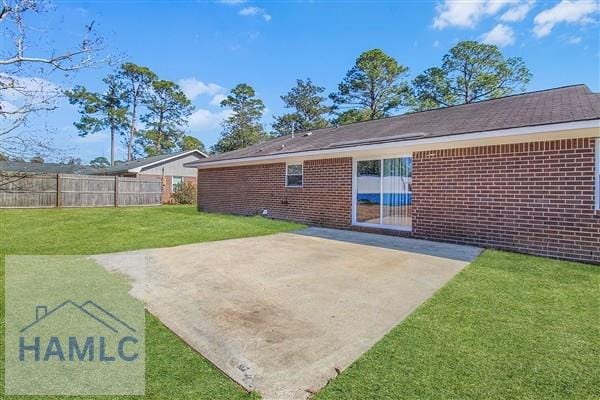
[56,174,62,208]
[114,176,119,207]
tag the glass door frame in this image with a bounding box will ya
[351,155,413,232]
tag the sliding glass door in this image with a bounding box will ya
[356,160,381,224]
[382,158,412,228]
[354,157,412,230]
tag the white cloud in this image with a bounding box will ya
[481,23,515,46]
[209,94,227,106]
[0,74,62,120]
[433,0,514,29]
[485,0,514,15]
[239,6,259,15]
[217,0,246,4]
[0,74,61,103]
[188,108,232,131]
[0,100,19,114]
[239,6,271,21]
[433,1,484,29]
[566,35,583,44]
[501,0,535,22]
[533,0,599,37]
[177,78,224,101]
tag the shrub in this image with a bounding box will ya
[172,181,196,204]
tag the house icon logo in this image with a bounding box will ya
[5,255,145,395]
[18,300,140,363]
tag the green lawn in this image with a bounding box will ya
[1,207,598,399]
[316,250,600,400]
[0,206,303,399]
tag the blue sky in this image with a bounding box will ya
[11,0,600,162]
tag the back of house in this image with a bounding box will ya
[187,85,600,263]
[100,150,207,203]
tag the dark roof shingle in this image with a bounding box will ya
[200,84,599,164]
[100,150,206,174]
[0,161,99,174]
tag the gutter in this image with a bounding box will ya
[186,119,600,169]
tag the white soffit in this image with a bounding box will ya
[191,120,600,169]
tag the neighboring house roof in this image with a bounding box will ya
[0,161,99,174]
[192,84,599,166]
[99,149,208,175]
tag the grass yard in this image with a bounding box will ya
[1,206,598,399]
[0,206,303,399]
[316,250,599,400]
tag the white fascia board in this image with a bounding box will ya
[190,120,600,169]
[129,150,208,173]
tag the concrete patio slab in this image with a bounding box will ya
[91,228,481,400]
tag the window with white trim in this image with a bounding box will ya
[594,137,600,210]
[172,176,183,192]
[286,163,303,187]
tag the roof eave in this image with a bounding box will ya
[188,119,600,169]
[131,149,208,173]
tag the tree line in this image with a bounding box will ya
[68,40,532,164]
[213,40,530,153]
[0,1,532,167]
[66,64,203,167]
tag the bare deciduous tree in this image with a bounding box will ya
[0,0,106,160]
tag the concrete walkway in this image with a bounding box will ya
[92,228,481,400]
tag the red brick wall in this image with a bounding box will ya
[161,175,197,204]
[197,138,599,263]
[412,138,600,263]
[197,158,352,228]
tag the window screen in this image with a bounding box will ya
[172,176,183,192]
[286,163,303,187]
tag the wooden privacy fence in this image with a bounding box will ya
[0,173,163,208]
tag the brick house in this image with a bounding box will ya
[100,150,207,203]
[187,85,600,263]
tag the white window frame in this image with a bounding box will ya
[594,137,600,212]
[352,155,413,232]
[172,176,183,192]
[285,162,303,188]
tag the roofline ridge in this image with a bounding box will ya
[208,84,592,161]
[324,84,592,131]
